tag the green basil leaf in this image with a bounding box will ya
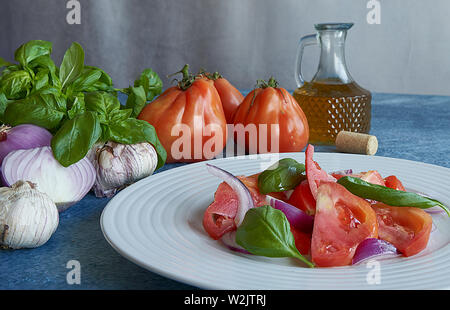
[124,85,147,117]
[14,40,52,67]
[59,42,84,89]
[67,93,86,119]
[257,158,306,194]
[85,65,113,87]
[0,93,8,121]
[3,98,64,129]
[105,118,167,169]
[236,205,314,267]
[51,111,102,167]
[1,65,21,76]
[134,68,162,101]
[337,176,450,216]
[0,70,32,100]
[36,86,67,112]
[33,68,50,91]
[85,91,120,116]
[109,108,132,123]
[28,55,61,89]
[66,68,102,95]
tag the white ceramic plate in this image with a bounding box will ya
[100,152,450,290]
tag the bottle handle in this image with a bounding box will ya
[295,34,318,87]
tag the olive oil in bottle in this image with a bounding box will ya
[294,23,372,145]
[293,81,371,145]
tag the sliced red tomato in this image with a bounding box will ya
[384,175,406,191]
[290,225,312,255]
[372,203,432,257]
[305,144,336,199]
[311,182,378,267]
[203,182,238,240]
[203,175,268,240]
[288,179,316,215]
[359,170,385,186]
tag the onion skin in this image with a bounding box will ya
[0,124,52,165]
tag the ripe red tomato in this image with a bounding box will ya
[199,71,244,123]
[232,78,309,154]
[384,175,406,191]
[372,203,432,257]
[288,180,316,215]
[311,182,378,267]
[138,65,227,163]
[305,144,336,199]
[290,225,312,255]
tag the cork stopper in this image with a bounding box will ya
[335,131,378,155]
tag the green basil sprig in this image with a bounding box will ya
[337,176,450,216]
[257,158,306,194]
[236,205,314,268]
[0,39,166,169]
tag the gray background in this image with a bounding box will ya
[1,0,449,95]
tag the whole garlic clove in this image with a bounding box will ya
[89,142,158,198]
[0,181,59,249]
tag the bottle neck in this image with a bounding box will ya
[312,30,353,84]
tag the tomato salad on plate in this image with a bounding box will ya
[202,145,449,268]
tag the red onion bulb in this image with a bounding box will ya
[0,124,52,164]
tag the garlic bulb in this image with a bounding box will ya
[0,181,59,249]
[89,141,158,198]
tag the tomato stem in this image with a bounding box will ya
[256,77,279,89]
[198,68,222,80]
[168,64,196,91]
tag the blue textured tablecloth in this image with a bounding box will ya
[2,92,450,289]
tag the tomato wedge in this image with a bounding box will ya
[384,175,406,191]
[311,182,378,267]
[288,179,316,215]
[305,144,336,199]
[290,225,312,255]
[372,203,432,257]
[203,182,239,240]
[359,170,385,186]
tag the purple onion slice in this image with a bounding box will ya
[331,169,353,176]
[352,238,400,265]
[266,195,314,233]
